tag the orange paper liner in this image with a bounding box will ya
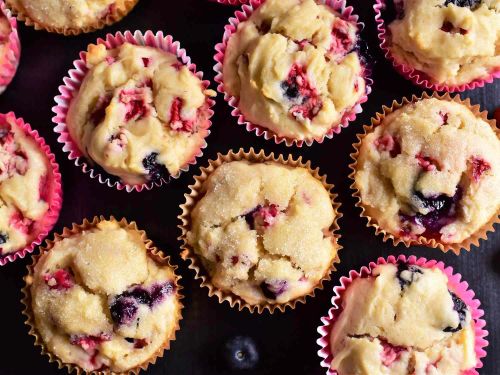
[21,216,184,374]
[178,148,343,313]
[348,91,499,254]
[5,0,139,35]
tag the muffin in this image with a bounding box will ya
[0,113,60,261]
[25,218,182,373]
[221,0,368,143]
[66,42,214,186]
[6,0,139,35]
[352,96,500,250]
[382,0,500,87]
[0,1,19,94]
[328,262,478,375]
[185,156,340,310]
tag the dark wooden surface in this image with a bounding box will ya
[0,1,498,374]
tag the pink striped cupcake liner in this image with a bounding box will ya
[213,0,372,147]
[0,0,20,94]
[374,0,500,92]
[0,112,63,266]
[52,30,215,193]
[210,0,249,5]
[317,254,489,375]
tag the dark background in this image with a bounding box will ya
[0,0,498,374]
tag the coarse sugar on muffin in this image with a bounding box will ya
[28,219,182,373]
[0,115,51,257]
[6,0,138,34]
[353,97,500,246]
[385,0,500,86]
[66,42,214,186]
[186,160,340,306]
[222,0,367,142]
[329,262,477,375]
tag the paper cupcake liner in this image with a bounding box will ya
[0,112,63,266]
[21,216,184,374]
[6,0,139,35]
[317,254,489,375]
[210,0,249,5]
[52,30,215,193]
[178,147,343,313]
[0,0,20,94]
[348,91,499,255]
[213,0,372,147]
[374,0,500,92]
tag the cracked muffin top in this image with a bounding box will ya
[386,0,500,86]
[30,220,181,372]
[222,0,367,141]
[6,0,137,32]
[67,42,214,185]
[354,98,500,245]
[0,115,50,256]
[329,263,477,375]
[0,7,13,62]
[187,160,339,305]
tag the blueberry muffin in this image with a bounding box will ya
[67,42,214,185]
[329,262,477,375]
[222,0,367,141]
[353,97,500,246]
[385,0,500,86]
[0,115,53,257]
[0,3,18,93]
[27,220,182,372]
[186,160,339,306]
[6,0,138,34]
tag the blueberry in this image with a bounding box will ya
[142,152,170,183]
[243,206,260,230]
[443,291,468,333]
[150,282,175,305]
[281,81,300,101]
[395,263,423,290]
[110,297,139,326]
[0,233,8,245]
[444,0,482,10]
[124,287,153,306]
[222,336,259,370]
[260,280,288,299]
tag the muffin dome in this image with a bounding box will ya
[354,97,500,245]
[29,220,182,372]
[386,0,500,86]
[329,262,477,375]
[222,0,367,141]
[187,160,339,306]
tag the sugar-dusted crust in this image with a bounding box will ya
[354,98,500,244]
[222,0,366,141]
[387,0,500,85]
[187,160,339,305]
[0,115,49,255]
[67,43,213,185]
[329,263,476,375]
[30,220,181,372]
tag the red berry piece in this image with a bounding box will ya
[260,280,288,299]
[105,56,115,65]
[70,333,111,352]
[374,134,401,158]
[90,94,112,126]
[119,88,150,122]
[142,57,151,67]
[329,18,356,57]
[416,153,440,171]
[470,157,491,182]
[9,211,33,235]
[380,339,406,367]
[439,111,449,125]
[43,269,74,290]
[169,97,196,132]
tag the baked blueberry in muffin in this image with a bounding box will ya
[222,0,367,141]
[187,160,340,306]
[329,263,477,374]
[29,220,182,372]
[0,115,51,257]
[384,0,500,86]
[67,42,214,185]
[353,97,500,245]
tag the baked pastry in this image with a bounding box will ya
[0,2,19,93]
[187,160,339,306]
[67,42,214,185]
[0,115,52,257]
[353,97,500,245]
[329,262,477,375]
[28,219,182,372]
[222,0,367,141]
[6,0,139,34]
[385,0,500,86]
